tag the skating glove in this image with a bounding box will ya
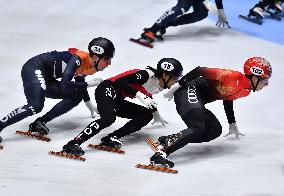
[163,82,181,101]
[135,91,157,109]
[216,9,231,28]
[152,111,168,127]
[203,0,218,15]
[86,78,103,87]
[224,123,245,139]
[84,101,98,118]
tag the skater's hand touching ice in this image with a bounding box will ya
[224,123,245,139]
[152,111,168,127]
[216,9,231,28]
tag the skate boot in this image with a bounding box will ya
[100,136,123,149]
[62,141,85,156]
[249,7,264,20]
[141,30,157,43]
[156,28,166,40]
[141,28,165,42]
[29,120,49,135]
[150,150,174,168]
[156,132,183,150]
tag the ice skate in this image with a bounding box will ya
[266,3,282,20]
[147,133,181,153]
[142,28,164,42]
[250,7,264,19]
[29,120,49,135]
[88,136,125,154]
[100,136,123,149]
[146,137,165,152]
[239,7,264,25]
[48,141,85,161]
[16,120,51,142]
[150,151,174,168]
[62,142,85,156]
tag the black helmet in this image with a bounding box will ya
[157,58,183,77]
[88,37,115,58]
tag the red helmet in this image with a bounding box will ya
[243,57,272,79]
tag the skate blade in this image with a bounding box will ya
[16,130,51,142]
[0,145,3,150]
[129,38,154,48]
[135,164,178,174]
[48,151,86,161]
[146,137,159,152]
[239,15,263,25]
[87,144,125,154]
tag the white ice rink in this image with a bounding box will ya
[0,0,284,195]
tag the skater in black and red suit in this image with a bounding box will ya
[62,58,184,156]
[147,57,272,168]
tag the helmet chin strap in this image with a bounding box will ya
[249,76,260,92]
[162,75,173,89]
[94,56,102,71]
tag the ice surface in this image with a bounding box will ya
[0,1,283,196]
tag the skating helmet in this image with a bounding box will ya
[243,57,272,79]
[88,37,115,58]
[157,58,183,77]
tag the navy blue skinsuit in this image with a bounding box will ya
[0,51,90,131]
[148,0,224,34]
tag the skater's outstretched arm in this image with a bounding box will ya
[223,100,236,124]
[214,0,231,28]
[114,70,157,110]
[74,76,89,101]
[223,100,245,139]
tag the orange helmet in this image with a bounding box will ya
[243,57,272,79]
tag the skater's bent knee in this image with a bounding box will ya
[29,103,44,114]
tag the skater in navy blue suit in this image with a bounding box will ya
[0,37,115,142]
[141,0,229,42]
[248,0,283,22]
